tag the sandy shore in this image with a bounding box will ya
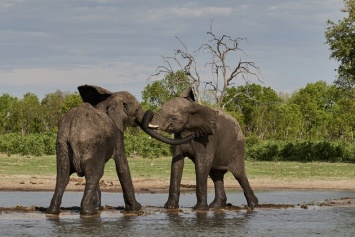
[1,175,354,211]
[0,175,354,193]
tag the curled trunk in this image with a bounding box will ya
[135,106,145,125]
[140,110,194,145]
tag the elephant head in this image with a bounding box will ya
[142,87,217,141]
[78,84,144,132]
[78,85,193,145]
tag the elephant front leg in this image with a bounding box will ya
[113,137,141,211]
[193,159,211,211]
[231,164,258,210]
[115,156,141,211]
[209,169,227,209]
[93,184,102,210]
[164,154,184,209]
[193,172,209,210]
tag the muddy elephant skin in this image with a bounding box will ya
[47,85,142,216]
[143,88,259,210]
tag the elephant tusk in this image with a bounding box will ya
[148,124,159,129]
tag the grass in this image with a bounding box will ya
[0,154,354,182]
[245,161,355,181]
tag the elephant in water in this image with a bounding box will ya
[142,87,258,210]
[46,85,190,216]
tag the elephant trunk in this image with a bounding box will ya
[135,106,145,125]
[140,110,195,145]
[141,109,153,129]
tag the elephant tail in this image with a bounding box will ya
[57,135,84,177]
[70,144,85,177]
[55,137,74,177]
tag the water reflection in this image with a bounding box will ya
[49,216,104,236]
[0,190,354,236]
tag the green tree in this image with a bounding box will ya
[273,103,303,140]
[325,0,355,96]
[142,70,190,110]
[41,90,66,132]
[12,93,42,134]
[60,92,82,114]
[0,94,18,134]
[289,81,339,140]
[223,84,282,138]
[328,95,355,141]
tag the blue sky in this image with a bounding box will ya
[0,0,345,101]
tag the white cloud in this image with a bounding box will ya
[171,7,232,17]
[0,0,345,99]
[0,61,151,86]
[142,7,232,22]
[0,0,23,11]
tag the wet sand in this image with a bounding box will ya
[0,174,354,193]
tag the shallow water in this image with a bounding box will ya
[1,190,354,236]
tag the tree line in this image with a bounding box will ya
[1,81,353,142]
[0,80,354,162]
[0,90,82,134]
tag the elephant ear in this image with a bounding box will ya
[78,84,113,106]
[103,95,129,133]
[185,103,217,137]
[180,87,196,102]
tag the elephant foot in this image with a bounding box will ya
[94,201,102,210]
[46,205,60,215]
[80,204,98,216]
[193,203,209,211]
[252,195,259,205]
[164,199,179,209]
[244,193,259,209]
[124,201,142,212]
[245,194,259,210]
[209,200,227,209]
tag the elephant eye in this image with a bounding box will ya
[171,115,178,121]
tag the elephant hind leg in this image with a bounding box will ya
[230,165,258,209]
[209,169,227,208]
[80,160,104,216]
[47,141,71,215]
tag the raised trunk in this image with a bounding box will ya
[140,110,194,145]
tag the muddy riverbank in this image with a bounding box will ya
[0,175,354,193]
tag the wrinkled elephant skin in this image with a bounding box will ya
[144,87,259,210]
[47,85,142,216]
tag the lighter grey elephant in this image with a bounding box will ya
[142,88,258,210]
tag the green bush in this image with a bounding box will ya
[124,133,171,158]
[246,140,282,161]
[0,132,171,158]
[0,132,354,162]
[246,139,354,163]
[0,133,57,156]
[341,142,355,162]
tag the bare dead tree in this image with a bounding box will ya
[149,37,202,104]
[149,24,261,107]
[198,25,261,108]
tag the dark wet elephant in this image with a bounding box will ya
[46,85,191,216]
[46,85,145,215]
[142,87,258,210]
